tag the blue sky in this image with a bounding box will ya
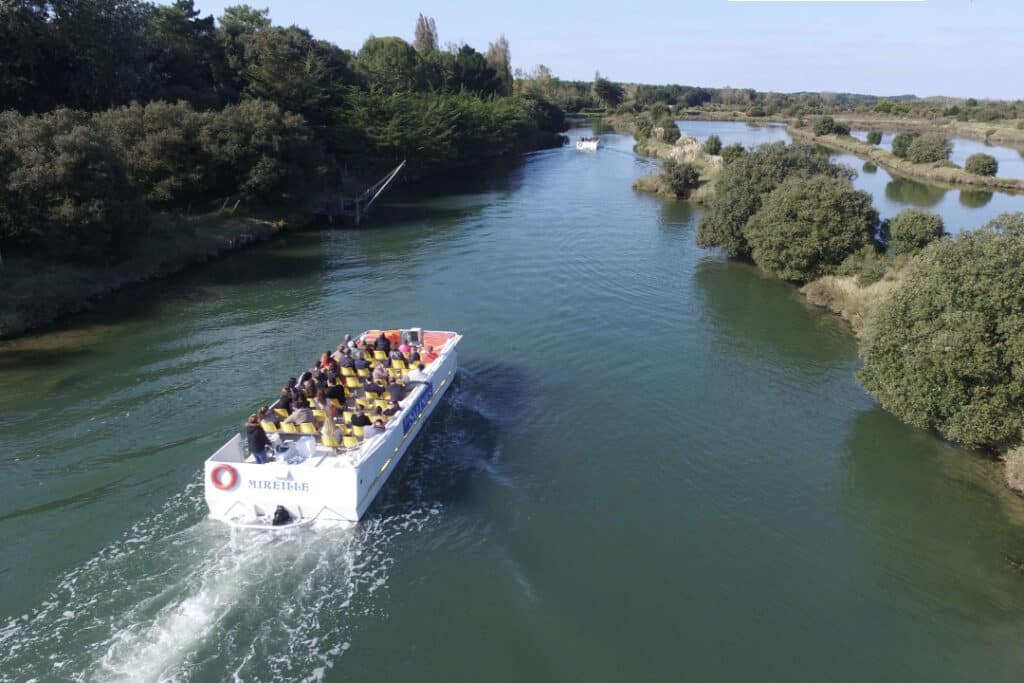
[183,0,1021,99]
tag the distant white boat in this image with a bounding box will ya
[576,137,600,151]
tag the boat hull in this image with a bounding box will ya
[203,335,459,526]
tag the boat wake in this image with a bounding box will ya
[0,480,439,682]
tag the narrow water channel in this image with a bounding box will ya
[1,125,1023,682]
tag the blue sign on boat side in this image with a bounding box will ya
[402,382,434,434]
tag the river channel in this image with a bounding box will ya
[1,123,1023,682]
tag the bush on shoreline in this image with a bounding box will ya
[905,133,953,164]
[858,213,1024,450]
[884,209,945,255]
[965,153,999,176]
[743,175,878,282]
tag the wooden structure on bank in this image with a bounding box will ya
[309,160,406,226]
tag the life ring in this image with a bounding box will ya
[211,464,239,491]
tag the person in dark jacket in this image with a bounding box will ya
[338,352,355,369]
[278,390,293,413]
[353,355,371,371]
[325,378,346,402]
[246,414,271,464]
[383,400,401,416]
[374,332,390,353]
[350,407,371,427]
[386,380,405,402]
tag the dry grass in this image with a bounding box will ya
[801,262,908,336]
[1005,446,1024,495]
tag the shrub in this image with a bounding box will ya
[891,132,919,159]
[661,159,700,197]
[696,142,851,259]
[838,245,889,286]
[965,153,998,176]
[905,133,952,164]
[858,213,1024,449]
[812,116,849,136]
[885,209,945,255]
[634,115,653,141]
[743,175,879,282]
[720,143,745,165]
[0,109,148,262]
[661,120,681,143]
[866,131,882,145]
[703,134,722,155]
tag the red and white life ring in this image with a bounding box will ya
[210,464,239,491]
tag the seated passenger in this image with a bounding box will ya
[246,414,271,464]
[312,388,330,412]
[350,407,371,427]
[374,332,391,352]
[258,405,279,426]
[278,390,294,413]
[372,364,389,381]
[363,377,382,394]
[386,379,405,402]
[407,362,429,382]
[407,347,420,364]
[337,351,355,369]
[365,419,386,437]
[284,402,315,425]
[331,343,346,362]
[398,341,411,355]
[420,345,438,364]
[319,351,333,369]
[325,378,346,401]
[383,400,401,416]
[389,348,405,361]
[353,355,371,371]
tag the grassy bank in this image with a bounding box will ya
[788,126,1024,192]
[829,113,1024,149]
[0,212,294,339]
[629,136,721,203]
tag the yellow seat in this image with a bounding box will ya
[340,366,355,377]
[260,420,278,433]
[391,358,406,369]
[274,408,289,418]
[342,410,354,423]
[342,435,360,448]
[365,390,380,400]
[356,368,370,377]
[300,422,319,435]
[345,376,361,389]
[373,350,387,360]
[350,424,365,438]
[281,422,299,433]
[363,350,374,360]
[321,433,341,448]
[312,409,327,421]
[374,399,390,410]
[355,398,371,409]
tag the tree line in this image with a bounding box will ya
[0,2,566,262]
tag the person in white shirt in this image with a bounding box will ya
[406,362,429,383]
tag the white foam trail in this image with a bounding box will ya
[0,478,441,683]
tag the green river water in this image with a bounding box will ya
[2,124,1024,682]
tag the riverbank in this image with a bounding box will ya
[0,212,296,339]
[629,136,720,203]
[788,126,1024,192]
[829,113,1024,149]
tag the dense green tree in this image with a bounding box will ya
[858,213,1024,449]
[866,130,882,145]
[884,208,945,255]
[356,36,420,92]
[95,101,207,206]
[592,75,623,108]
[703,134,722,155]
[660,120,681,143]
[149,0,225,107]
[239,26,355,128]
[0,108,148,261]
[905,133,952,164]
[0,1,61,112]
[199,98,319,202]
[720,143,745,165]
[662,160,700,197]
[633,115,654,141]
[219,4,270,33]
[891,132,919,159]
[647,101,671,123]
[965,153,998,176]
[743,175,878,281]
[450,45,505,96]
[696,142,851,258]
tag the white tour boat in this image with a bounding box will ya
[204,328,461,528]
[576,137,600,151]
